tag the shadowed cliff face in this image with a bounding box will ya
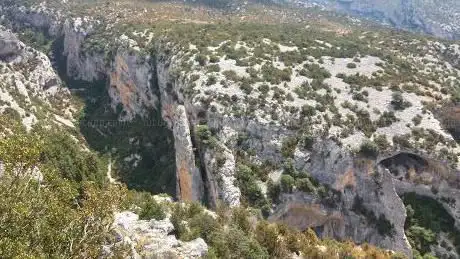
[379,151,460,257]
[439,104,460,142]
[49,32,178,197]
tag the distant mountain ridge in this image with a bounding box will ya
[289,0,460,40]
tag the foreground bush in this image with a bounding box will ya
[0,133,129,258]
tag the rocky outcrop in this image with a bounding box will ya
[203,143,241,207]
[108,51,158,119]
[0,30,23,59]
[62,20,158,120]
[108,211,208,258]
[379,151,460,230]
[270,140,412,256]
[0,26,71,131]
[172,105,204,202]
[156,51,205,202]
[2,4,159,120]
[0,4,61,37]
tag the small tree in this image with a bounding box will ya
[280,175,295,193]
[267,180,281,203]
[359,140,379,159]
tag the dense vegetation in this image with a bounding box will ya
[0,125,128,257]
[169,202,404,259]
[0,120,404,258]
[59,74,176,195]
[403,193,460,258]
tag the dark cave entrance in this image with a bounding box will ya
[379,152,429,179]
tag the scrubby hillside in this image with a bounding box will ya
[0,0,459,258]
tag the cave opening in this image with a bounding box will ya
[379,152,428,178]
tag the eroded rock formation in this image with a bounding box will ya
[0,30,22,58]
[109,211,208,258]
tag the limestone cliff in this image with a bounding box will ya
[269,140,412,256]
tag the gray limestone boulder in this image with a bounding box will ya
[109,211,208,258]
[0,30,22,58]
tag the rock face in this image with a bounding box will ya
[0,30,22,59]
[108,51,158,120]
[270,140,412,256]
[379,151,460,230]
[203,143,241,207]
[61,20,158,120]
[0,26,72,131]
[110,211,208,258]
[156,52,205,203]
[171,105,204,202]
[293,0,460,39]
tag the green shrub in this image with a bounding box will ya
[303,63,331,80]
[261,63,291,84]
[206,75,217,86]
[302,134,314,150]
[301,105,316,117]
[412,114,422,126]
[171,202,218,241]
[403,193,460,256]
[195,54,208,66]
[281,137,298,158]
[373,134,390,151]
[280,175,295,193]
[393,134,413,149]
[346,63,357,69]
[283,159,299,178]
[235,164,268,209]
[40,131,106,184]
[223,70,239,81]
[358,141,379,159]
[195,124,218,148]
[294,81,311,99]
[391,92,412,110]
[207,64,221,73]
[240,79,253,94]
[258,84,270,94]
[190,74,200,82]
[138,195,166,220]
[0,133,129,258]
[296,177,316,193]
[209,55,220,63]
[208,227,269,259]
[376,111,398,127]
[267,180,281,203]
